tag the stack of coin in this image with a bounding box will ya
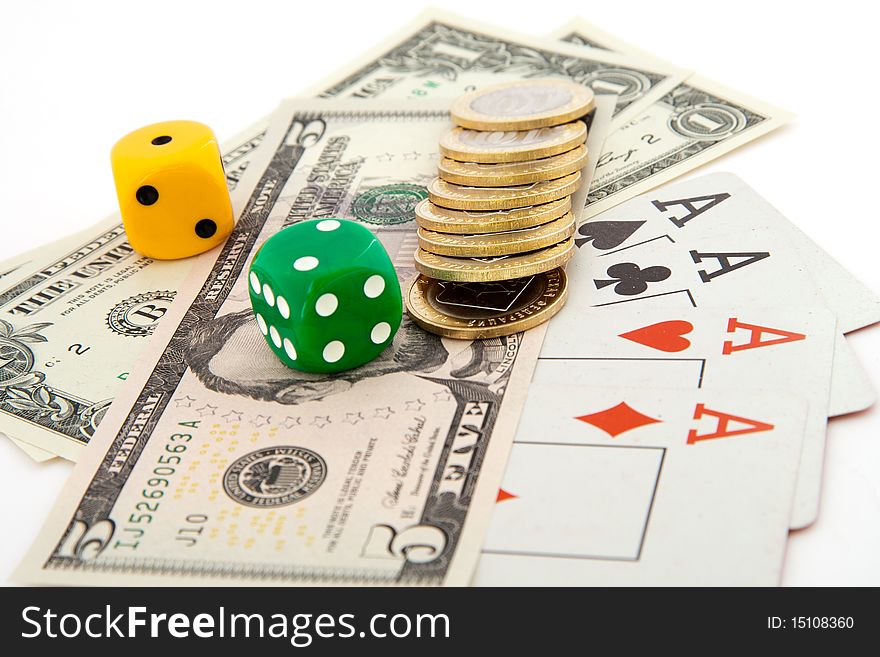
[406,79,595,339]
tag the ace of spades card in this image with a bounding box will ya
[565,172,870,528]
[573,172,874,420]
[474,385,808,586]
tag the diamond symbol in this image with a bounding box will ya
[496,488,518,503]
[575,402,661,437]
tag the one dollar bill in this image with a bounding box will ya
[549,18,791,220]
[16,99,545,586]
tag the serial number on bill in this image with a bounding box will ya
[768,617,854,630]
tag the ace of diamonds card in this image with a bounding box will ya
[473,385,808,586]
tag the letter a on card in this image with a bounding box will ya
[690,250,770,282]
[687,403,774,444]
[651,193,731,228]
[722,317,806,355]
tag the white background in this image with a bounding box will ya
[0,0,878,586]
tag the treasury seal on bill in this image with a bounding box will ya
[351,183,428,225]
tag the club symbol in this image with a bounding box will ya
[594,262,671,296]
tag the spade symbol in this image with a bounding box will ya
[575,220,645,250]
[594,262,672,296]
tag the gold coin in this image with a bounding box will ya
[451,79,595,131]
[418,211,576,257]
[414,237,575,282]
[428,172,581,211]
[414,197,571,234]
[438,145,588,187]
[439,121,587,164]
[405,268,569,339]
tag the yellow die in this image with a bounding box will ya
[111,120,233,260]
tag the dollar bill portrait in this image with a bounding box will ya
[184,307,515,405]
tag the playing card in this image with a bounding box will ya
[829,333,875,416]
[789,223,880,334]
[473,384,808,586]
[536,304,835,529]
[572,171,873,421]
[564,173,874,526]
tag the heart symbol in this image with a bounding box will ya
[619,320,694,353]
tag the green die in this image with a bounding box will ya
[247,218,402,373]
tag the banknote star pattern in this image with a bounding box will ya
[281,416,301,429]
[196,404,218,417]
[403,151,421,160]
[376,153,395,162]
[433,390,453,402]
[311,416,331,429]
[251,414,271,428]
[174,395,196,408]
[405,399,425,411]
[373,406,394,420]
[222,410,243,423]
[343,412,364,425]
